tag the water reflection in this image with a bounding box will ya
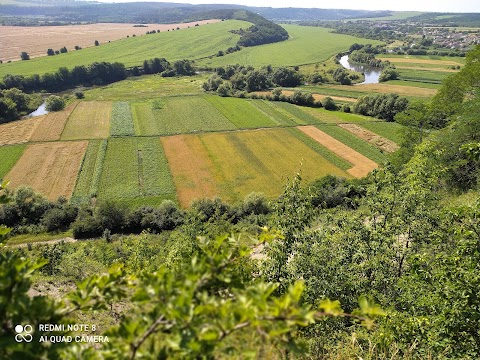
[339,55,382,84]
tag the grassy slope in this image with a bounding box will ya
[199,25,383,68]
[0,20,249,77]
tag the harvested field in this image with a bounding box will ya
[328,84,437,98]
[0,20,219,62]
[379,57,463,66]
[256,90,356,103]
[338,123,399,153]
[61,101,112,140]
[29,101,78,142]
[161,135,219,207]
[298,126,378,178]
[5,141,88,200]
[0,116,42,146]
[162,129,349,206]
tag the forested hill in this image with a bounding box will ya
[0,1,394,24]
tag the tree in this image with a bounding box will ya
[94,40,100,46]
[323,97,337,111]
[0,98,18,123]
[47,48,55,56]
[59,46,67,54]
[20,52,30,60]
[45,95,65,112]
[272,67,301,87]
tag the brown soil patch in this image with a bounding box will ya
[379,57,463,66]
[30,101,78,142]
[298,125,378,178]
[0,20,220,61]
[5,141,88,200]
[255,90,356,103]
[161,135,218,207]
[338,123,399,153]
[0,116,42,146]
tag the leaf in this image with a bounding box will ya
[318,299,344,316]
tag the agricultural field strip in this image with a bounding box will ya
[110,102,135,136]
[97,137,176,203]
[162,129,349,206]
[338,123,399,153]
[0,144,26,179]
[29,101,79,142]
[4,141,88,200]
[0,116,43,146]
[61,101,112,140]
[298,126,378,178]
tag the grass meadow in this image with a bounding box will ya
[0,20,248,77]
[199,25,383,68]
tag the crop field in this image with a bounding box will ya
[0,20,248,77]
[199,25,383,68]
[71,140,107,203]
[338,123,399,153]
[0,116,42,146]
[162,129,349,206]
[98,138,176,206]
[324,83,438,98]
[397,69,451,83]
[298,126,378,178]
[359,122,405,144]
[5,141,88,200]
[204,96,279,129]
[29,101,78,142]
[0,20,217,62]
[0,145,26,179]
[110,102,135,136]
[378,55,465,66]
[85,75,206,101]
[132,96,237,136]
[61,101,112,140]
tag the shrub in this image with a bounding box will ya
[45,95,65,111]
[323,97,338,111]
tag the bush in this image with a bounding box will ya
[45,95,65,111]
[74,91,84,99]
[20,52,30,61]
[323,97,337,111]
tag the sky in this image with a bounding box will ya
[99,0,480,13]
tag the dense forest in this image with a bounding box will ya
[1,45,479,358]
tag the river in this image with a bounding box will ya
[26,102,49,117]
[339,55,382,84]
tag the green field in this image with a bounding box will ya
[0,145,26,179]
[132,96,237,136]
[359,122,405,144]
[398,69,451,83]
[204,96,279,128]
[85,75,206,101]
[97,137,176,206]
[0,20,249,77]
[110,102,135,136]
[72,139,106,203]
[199,25,383,68]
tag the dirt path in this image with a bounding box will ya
[298,125,378,178]
[8,237,76,248]
[338,123,399,153]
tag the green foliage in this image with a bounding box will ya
[379,65,399,82]
[45,95,66,111]
[110,101,135,136]
[353,93,409,121]
[323,96,337,110]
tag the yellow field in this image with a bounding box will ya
[61,101,112,140]
[30,101,78,142]
[0,116,42,146]
[298,126,378,178]
[5,141,88,200]
[162,128,349,206]
[327,84,437,98]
